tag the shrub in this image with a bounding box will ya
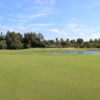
[0,40,7,49]
[9,40,23,49]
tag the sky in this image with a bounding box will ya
[0,0,100,40]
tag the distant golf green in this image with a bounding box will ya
[0,48,100,100]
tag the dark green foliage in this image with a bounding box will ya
[0,32,4,41]
[0,40,7,49]
[9,40,23,49]
[0,31,100,49]
[5,31,23,49]
[24,32,45,48]
[77,38,84,48]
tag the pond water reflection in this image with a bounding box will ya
[49,51,100,54]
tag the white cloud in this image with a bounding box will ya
[90,33,100,39]
[9,18,28,23]
[6,12,47,24]
[67,18,87,32]
[0,22,55,34]
[18,26,26,31]
[67,23,80,32]
[0,25,15,32]
[49,29,60,33]
[16,13,46,20]
[34,0,55,5]
[1,0,55,29]
[64,18,100,40]
[30,23,55,27]
[49,28,68,35]
[0,0,56,36]
[48,18,87,38]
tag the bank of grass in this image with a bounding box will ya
[0,48,100,100]
[0,47,100,54]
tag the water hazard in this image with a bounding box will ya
[48,50,100,54]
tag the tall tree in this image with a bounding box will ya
[5,31,23,49]
[77,38,84,48]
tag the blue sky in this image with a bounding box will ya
[0,0,100,40]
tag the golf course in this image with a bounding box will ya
[0,48,100,100]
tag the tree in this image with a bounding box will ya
[0,40,7,49]
[23,32,45,48]
[77,38,84,48]
[55,38,61,48]
[46,40,56,48]
[0,32,4,41]
[0,30,100,49]
[23,33,32,48]
[66,39,70,47]
[70,39,77,47]
[10,40,23,49]
[60,38,66,47]
[5,31,23,49]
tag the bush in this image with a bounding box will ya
[0,40,7,49]
[24,43,30,48]
[9,40,23,49]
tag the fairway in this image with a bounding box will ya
[0,49,100,100]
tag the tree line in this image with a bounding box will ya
[0,31,100,49]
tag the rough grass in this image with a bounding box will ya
[0,48,100,100]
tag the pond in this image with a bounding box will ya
[48,50,100,54]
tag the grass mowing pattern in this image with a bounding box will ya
[0,49,100,100]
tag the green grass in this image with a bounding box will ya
[0,48,100,100]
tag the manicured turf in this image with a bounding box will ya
[0,48,100,100]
